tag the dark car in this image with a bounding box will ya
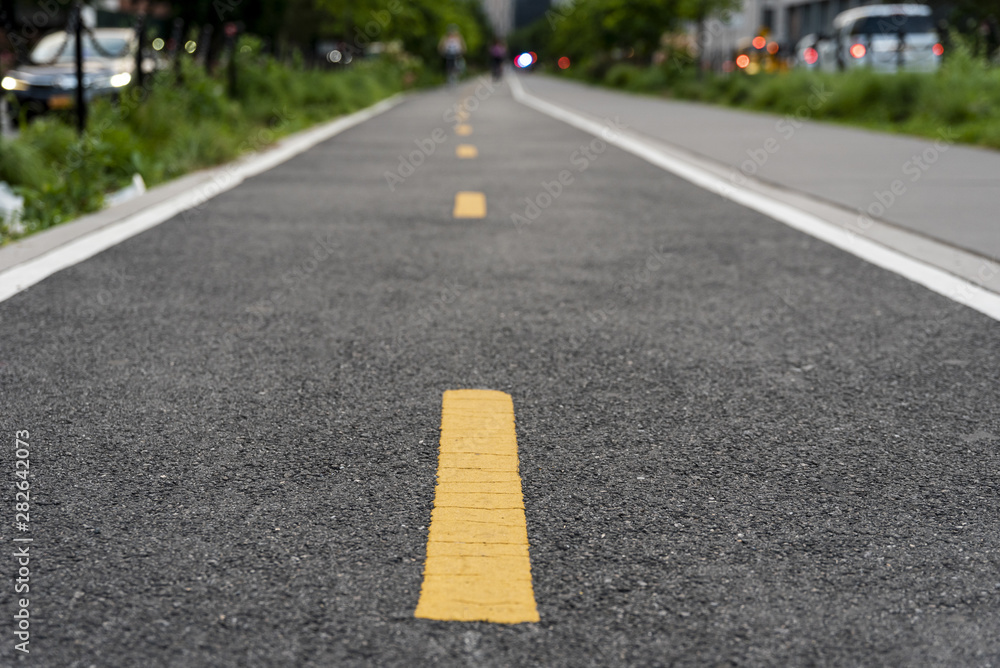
[2,28,152,119]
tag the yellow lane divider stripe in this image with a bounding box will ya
[455,124,473,136]
[453,192,486,219]
[414,389,540,624]
[456,144,478,159]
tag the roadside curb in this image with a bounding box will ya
[0,92,408,304]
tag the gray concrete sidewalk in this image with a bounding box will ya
[519,75,999,262]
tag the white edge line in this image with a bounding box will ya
[0,94,405,304]
[508,75,1000,322]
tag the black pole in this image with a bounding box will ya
[134,11,146,89]
[74,2,86,135]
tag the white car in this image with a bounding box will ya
[824,4,943,72]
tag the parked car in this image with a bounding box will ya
[822,4,943,72]
[2,28,156,120]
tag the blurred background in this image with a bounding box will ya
[0,0,997,243]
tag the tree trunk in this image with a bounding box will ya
[0,0,24,60]
[696,14,706,80]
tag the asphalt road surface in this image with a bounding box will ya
[1,77,999,667]
[518,75,1000,259]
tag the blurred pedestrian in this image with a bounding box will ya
[439,24,466,85]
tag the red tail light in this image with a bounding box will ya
[850,43,866,58]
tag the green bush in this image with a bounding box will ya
[561,36,1000,152]
[1,44,419,244]
[603,63,643,89]
[0,139,53,189]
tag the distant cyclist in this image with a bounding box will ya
[438,25,466,85]
[489,38,507,81]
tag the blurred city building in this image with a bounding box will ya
[482,0,515,36]
[515,0,551,29]
[481,0,554,37]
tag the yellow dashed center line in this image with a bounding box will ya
[414,390,540,624]
[455,124,473,136]
[456,144,478,159]
[453,192,486,219]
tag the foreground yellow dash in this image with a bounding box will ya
[415,389,539,624]
[453,192,486,219]
[456,144,478,159]
[455,124,473,136]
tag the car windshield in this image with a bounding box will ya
[30,32,130,64]
[850,15,936,36]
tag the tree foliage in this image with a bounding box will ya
[927,0,999,57]
[314,0,487,62]
[540,0,739,66]
[0,1,489,65]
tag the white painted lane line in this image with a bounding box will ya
[0,94,406,304]
[508,75,1000,322]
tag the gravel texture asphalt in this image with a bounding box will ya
[519,74,1000,261]
[1,78,998,667]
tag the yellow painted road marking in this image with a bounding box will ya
[455,124,473,136]
[453,192,486,219]
[456,144,478,159]
[414,390,539,624]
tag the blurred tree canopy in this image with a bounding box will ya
[1,0,489,64]
[315,0,487,61]
[928,0,999,56]
[176,0,489,63]
[540,0,739,66]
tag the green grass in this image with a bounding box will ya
[1,40,430,243]
[561,39,1000,152]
